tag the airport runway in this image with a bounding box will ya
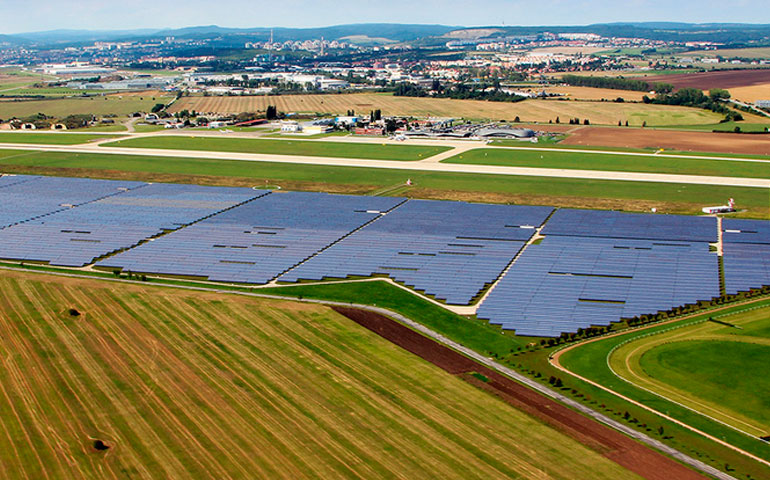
[0,141,768,188]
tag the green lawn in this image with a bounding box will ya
[101,135,451,161]
[0,149,768,218]
[0,132,122,145]
[558,299,770,465]
[443,147,770,179]
[262,280,532,354]
[640,340,770,428]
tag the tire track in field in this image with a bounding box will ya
[218,300,522,480]
[19,280,168,479]
[1,280,131,480]
[21,281,193,479]
[82,289,256,479]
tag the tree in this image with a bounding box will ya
[514,116,520,122]
[266,105,278,120]
[151,103,165,113]
[583,118,590,125]
[709,88,731,101]
[555,116,560,124]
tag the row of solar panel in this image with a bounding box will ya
[722,218,770,245]
[476,236,720,337]
[2,174,769,338]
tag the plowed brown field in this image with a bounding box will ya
[643,69,770,90]
[332,306,706,480]
[562,126,770,155]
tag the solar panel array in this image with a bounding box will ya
[0,174,40,189]
[722,218,770,244]
[542,208,717,242]
[477,236,719,337]
[281,200,553,304]
[723,243,770,295]
[0,175,146,229]
[722,218,770,294]
[99,192,405,284]
[0,183,264,266]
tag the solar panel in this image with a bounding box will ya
[0,176,147,229]
[542,208,717,242]
[0,181,266,266]
[282,199,553,304]
[723,243,770,294]
[98,191,406,284]
[722,218,770,245]
[477,236,719,337]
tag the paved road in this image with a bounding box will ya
[0,141,768,188]
[0,264,739,480]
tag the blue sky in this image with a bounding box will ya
[0,0,767,34]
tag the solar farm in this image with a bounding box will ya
[1,173,769,338]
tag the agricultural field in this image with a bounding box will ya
[102,136,451,161]
[610,304,770,438]
[0,269,638,480]
[682,47,770,60]
[0,94,173,119]
[561,126,770,155]
[643,69,770,90]
[1,148,769,218]
[442,147,770,179]
[0,132,122,145]
[535,86,647,101]
[169,93,724,126]
[725,85,770,103]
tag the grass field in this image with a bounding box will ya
[169,93,724,126]
[101,136,451,161]
[0,132,122,145]
[262,280,534,353]
[610,304,770,437]
[0,149,768,218]
[0,270,637,479]
[0,95,173,119]
[443,147,770,179]
[557,299,770,469]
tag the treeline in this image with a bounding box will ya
[393,83,526,103]
[561,74,674,94]
[644,88,743,121]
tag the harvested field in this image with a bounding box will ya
[561,126,770,156]
[533,86,647,101]
[332,306,705,480]
[0,95,173,119]
[643,69,770,90]
[170,93,723,126]
[726,84,770,103]
[0,270,638,480]
[683,48,770,60]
